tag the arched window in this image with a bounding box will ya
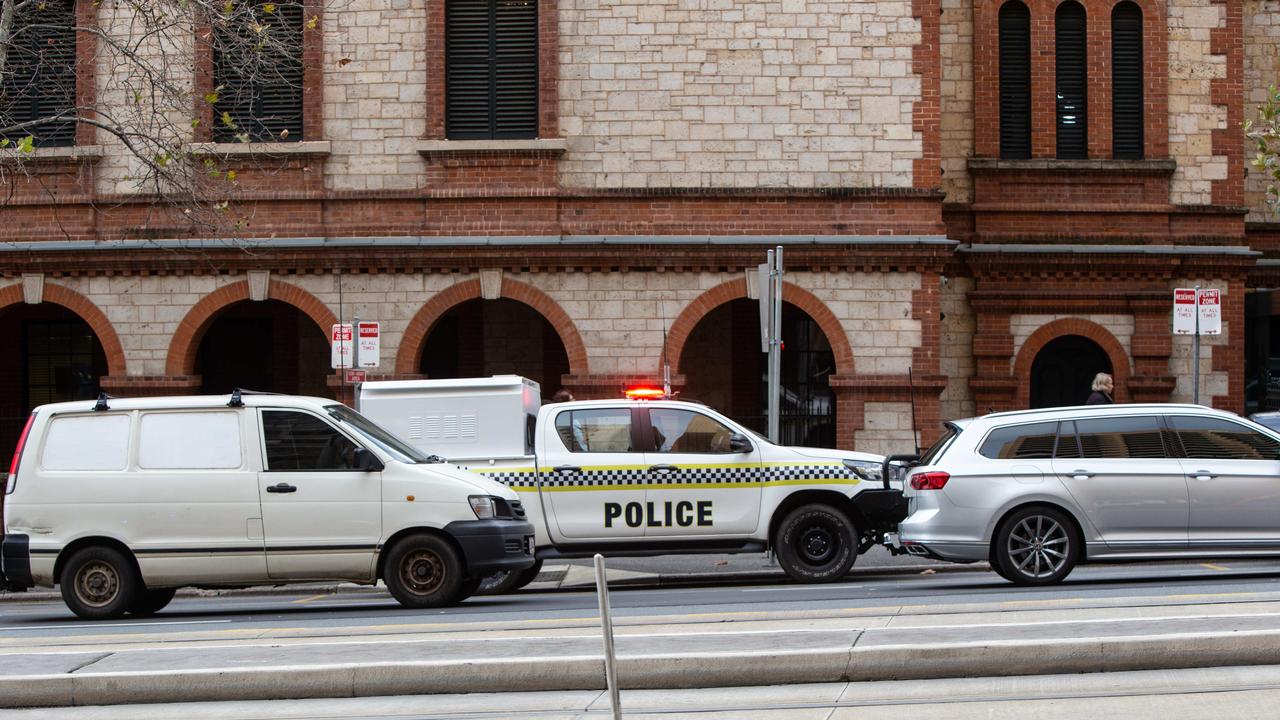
[998,1,1032,159]
[1055,1,1088,159]
[0,0,76,147]
[1111,2,1144,159]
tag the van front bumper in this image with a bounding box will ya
[0,534,32,591]
[444,519,536,577]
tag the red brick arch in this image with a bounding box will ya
[394,278,589,376]
[0,282,127,376]
[1012,318,1132,406]
[166,280,338,376]
[662,278,855,377]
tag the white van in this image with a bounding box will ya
[0,392,535,619]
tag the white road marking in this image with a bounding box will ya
[0,619,232,631]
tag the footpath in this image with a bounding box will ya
[3,561,1280,709]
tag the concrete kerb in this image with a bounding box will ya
[7,630,1280,709]
[0,561,981,604]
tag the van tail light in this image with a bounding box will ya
[910,471,950,491]
[7,412,35,495]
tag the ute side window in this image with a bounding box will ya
[978,421,1059,459]
[1169,415,1280,461]
[649,409,736,454]
[139,412,242,470]
[262,410,360,471]
[40,414,130,471]
[554,409,633,453]
[1075,416,1170,459]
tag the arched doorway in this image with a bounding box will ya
[419,298,570,400]
[1029,334,1112,408]
[194,300,332,397]
[0,303,108,460]
[680,299,836,447]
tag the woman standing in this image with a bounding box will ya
[1085,372,1114,405]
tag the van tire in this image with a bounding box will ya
[775,504,858,583]
[59,546,141,620]
[384,534,464,608]
[129,588,177,616]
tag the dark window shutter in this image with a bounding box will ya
[447,0,538,140]
[1111,2,1143,159]
[1055,1,1087,159]
[0,0,76,147]
[213,1,305,143]
[998,1,1031,159]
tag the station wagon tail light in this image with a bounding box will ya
[7,412,35,494]
[909,471,950,491]
[624,386,665,400]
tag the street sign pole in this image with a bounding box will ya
[352,315,362,409]
[1192,287,1200,405]
[768,246,783,443]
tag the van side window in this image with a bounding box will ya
[1075,416,1170,459]
[139,412,242,470]
[263,411,360,471]
[554,409,633,453]
[1169,416,1280,461]
[649,409,737,454]
[40,414,130,471]
[978,421,1058,459]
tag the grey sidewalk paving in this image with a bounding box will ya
[5,590,1280,708]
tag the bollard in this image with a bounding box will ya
[594,553,622,719]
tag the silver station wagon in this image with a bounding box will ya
[898,404,1280,585]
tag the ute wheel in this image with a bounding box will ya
[59,546,141,620]
[383,534,464,608]
[774,504,858,583]
[129,588,178,616]
[476,559,544,596]
[993,506,1080,586]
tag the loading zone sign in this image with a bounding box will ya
[1173,288,1221,336]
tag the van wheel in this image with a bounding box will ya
[775,504,858,583]
[476,559,544,596]
[129,588,177,616]
[59,546,141,620]
[384,534,464,608]
[993,507,1079,586]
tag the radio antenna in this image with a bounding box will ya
[660,298,673,398]
[908,366,921,454]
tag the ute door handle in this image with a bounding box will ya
[266,483,297,494]
[1070,470,1095,480]
[1189,470,1218,481]
[648,464,678,474]
[553,465,582,475]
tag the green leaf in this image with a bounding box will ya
[0,139,10,148]
[16,136,35,154]
[306,14,317,29]
[263,3,275,12]
[226,170,237,182]
[221,111,235,128]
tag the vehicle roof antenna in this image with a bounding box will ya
[93,392,113,412]
[228,388,244,408]
[908,366,920,454]
[660,298,674,398]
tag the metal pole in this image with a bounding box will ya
[594,554,622,720]
[768,247,783,442]
[352,315,361,409]
[1192,286,1201,405]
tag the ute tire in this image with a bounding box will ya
[774,503,858,583]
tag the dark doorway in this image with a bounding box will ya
[680,299,836,448]
[0,304,107,464]
[420,298,570,401]
[1030,334,1112,408]
[195,300,331,397]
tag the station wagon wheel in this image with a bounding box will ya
[384,534,464,608]
[775,503,858,583]
[993,506,1080,586]
[59,546,142,620]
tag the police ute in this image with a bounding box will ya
[358,376,907,593]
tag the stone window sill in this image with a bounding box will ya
[186,140,331,158]
[0,144,104,164]
[967,158,1176,175]
[417,138,567,158]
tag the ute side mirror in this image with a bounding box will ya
[728,433,753,453]
[353,447,384,472]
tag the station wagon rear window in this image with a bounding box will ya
[978,421,1058,459]
[40,414,130,471]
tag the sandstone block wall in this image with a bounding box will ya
[939,276,975,420]
[1245,1,1279,221]
[1168,0,1229,205]
[939,0,974,204]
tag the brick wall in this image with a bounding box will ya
[940,275,976,420]
[940,0,974,203]
[1245,3,1280,221]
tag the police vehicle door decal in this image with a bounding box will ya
[540,406,647,539]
